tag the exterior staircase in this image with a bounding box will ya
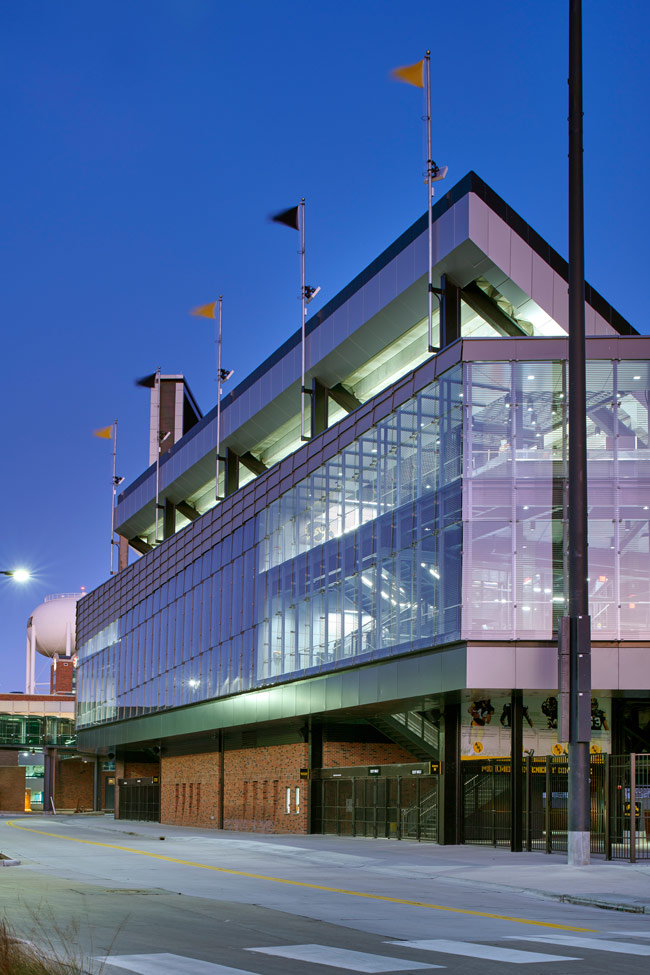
[369,710,439,761]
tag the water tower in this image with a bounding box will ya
[25,592,85,694]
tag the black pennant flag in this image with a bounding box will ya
[135,373,157,388]
[271,205,300,230]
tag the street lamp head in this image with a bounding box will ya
[2,568,31,582]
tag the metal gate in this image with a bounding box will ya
[315,755,648,858]
[400,774,438,840]
[315,763,438,841]
[461,754,649,860]
[118,776,160,822]
[608,753,650,861]
[462,759,512,846]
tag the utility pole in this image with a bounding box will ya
[559,0,592,866]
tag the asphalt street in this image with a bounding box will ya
[1,816,649,975]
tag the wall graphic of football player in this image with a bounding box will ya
[469,700,495,726]
[499,702,533,728]
[591,697,609,731]
[541,696,558,729]
[467,699,495,755]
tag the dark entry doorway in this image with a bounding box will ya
[118,776,160,821]
[313,762,438,841]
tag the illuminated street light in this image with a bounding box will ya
[1,568,31,582]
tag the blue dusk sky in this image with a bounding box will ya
[1,1,648,691]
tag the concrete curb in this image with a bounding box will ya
[431,873,650,915]
[553,893,647,913]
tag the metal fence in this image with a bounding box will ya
[117,776,160,822]
[316,768,438,841]
[461,753,650,861]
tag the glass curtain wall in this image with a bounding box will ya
[76,357,650,729]
[255,367,463,681]
[77,367,463,727]
[462,359,650,639]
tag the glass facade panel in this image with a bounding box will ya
[76,358,650,728]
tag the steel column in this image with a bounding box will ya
[510,690,524,851]
[440,703,461,844]
[311,378,329,438]
[440,275,461,348]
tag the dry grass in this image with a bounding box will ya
[0,918,104,975]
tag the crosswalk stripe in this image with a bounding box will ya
[246,944,442,971]
[507,935,650,956]
[98,954,259,975]
[387,939,577,964]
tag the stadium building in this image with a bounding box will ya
[75,173,650,844]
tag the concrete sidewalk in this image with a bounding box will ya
[38,813,650,916]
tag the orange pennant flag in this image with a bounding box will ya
[190,301,217,319]
[93,426,113,439]
[391,59,424,88]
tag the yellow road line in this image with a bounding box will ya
[5,819,594,932]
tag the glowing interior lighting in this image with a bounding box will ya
[527,375,535,380]
[634,375,641,380]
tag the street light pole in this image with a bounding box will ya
[560,0,592,867]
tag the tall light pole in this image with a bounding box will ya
[559,0,592,867]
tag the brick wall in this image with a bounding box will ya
[161,752,221,828]
[224,742,308,834]
[54,757,94,811]
[124,761,159,778]
[322,741,417,767]
[113,741,417,830]
[0,766,26,811]
[159,742,309,834]
[50,658,74,694]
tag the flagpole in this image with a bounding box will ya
[425,51,435,353]
[300,198,308,441]
[216,295,223,500]
[110,419,118,574]
[154,365,162,543]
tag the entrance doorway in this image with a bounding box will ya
[104,775,115,811]
[118,776,160,821]
[313,762,438,841]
